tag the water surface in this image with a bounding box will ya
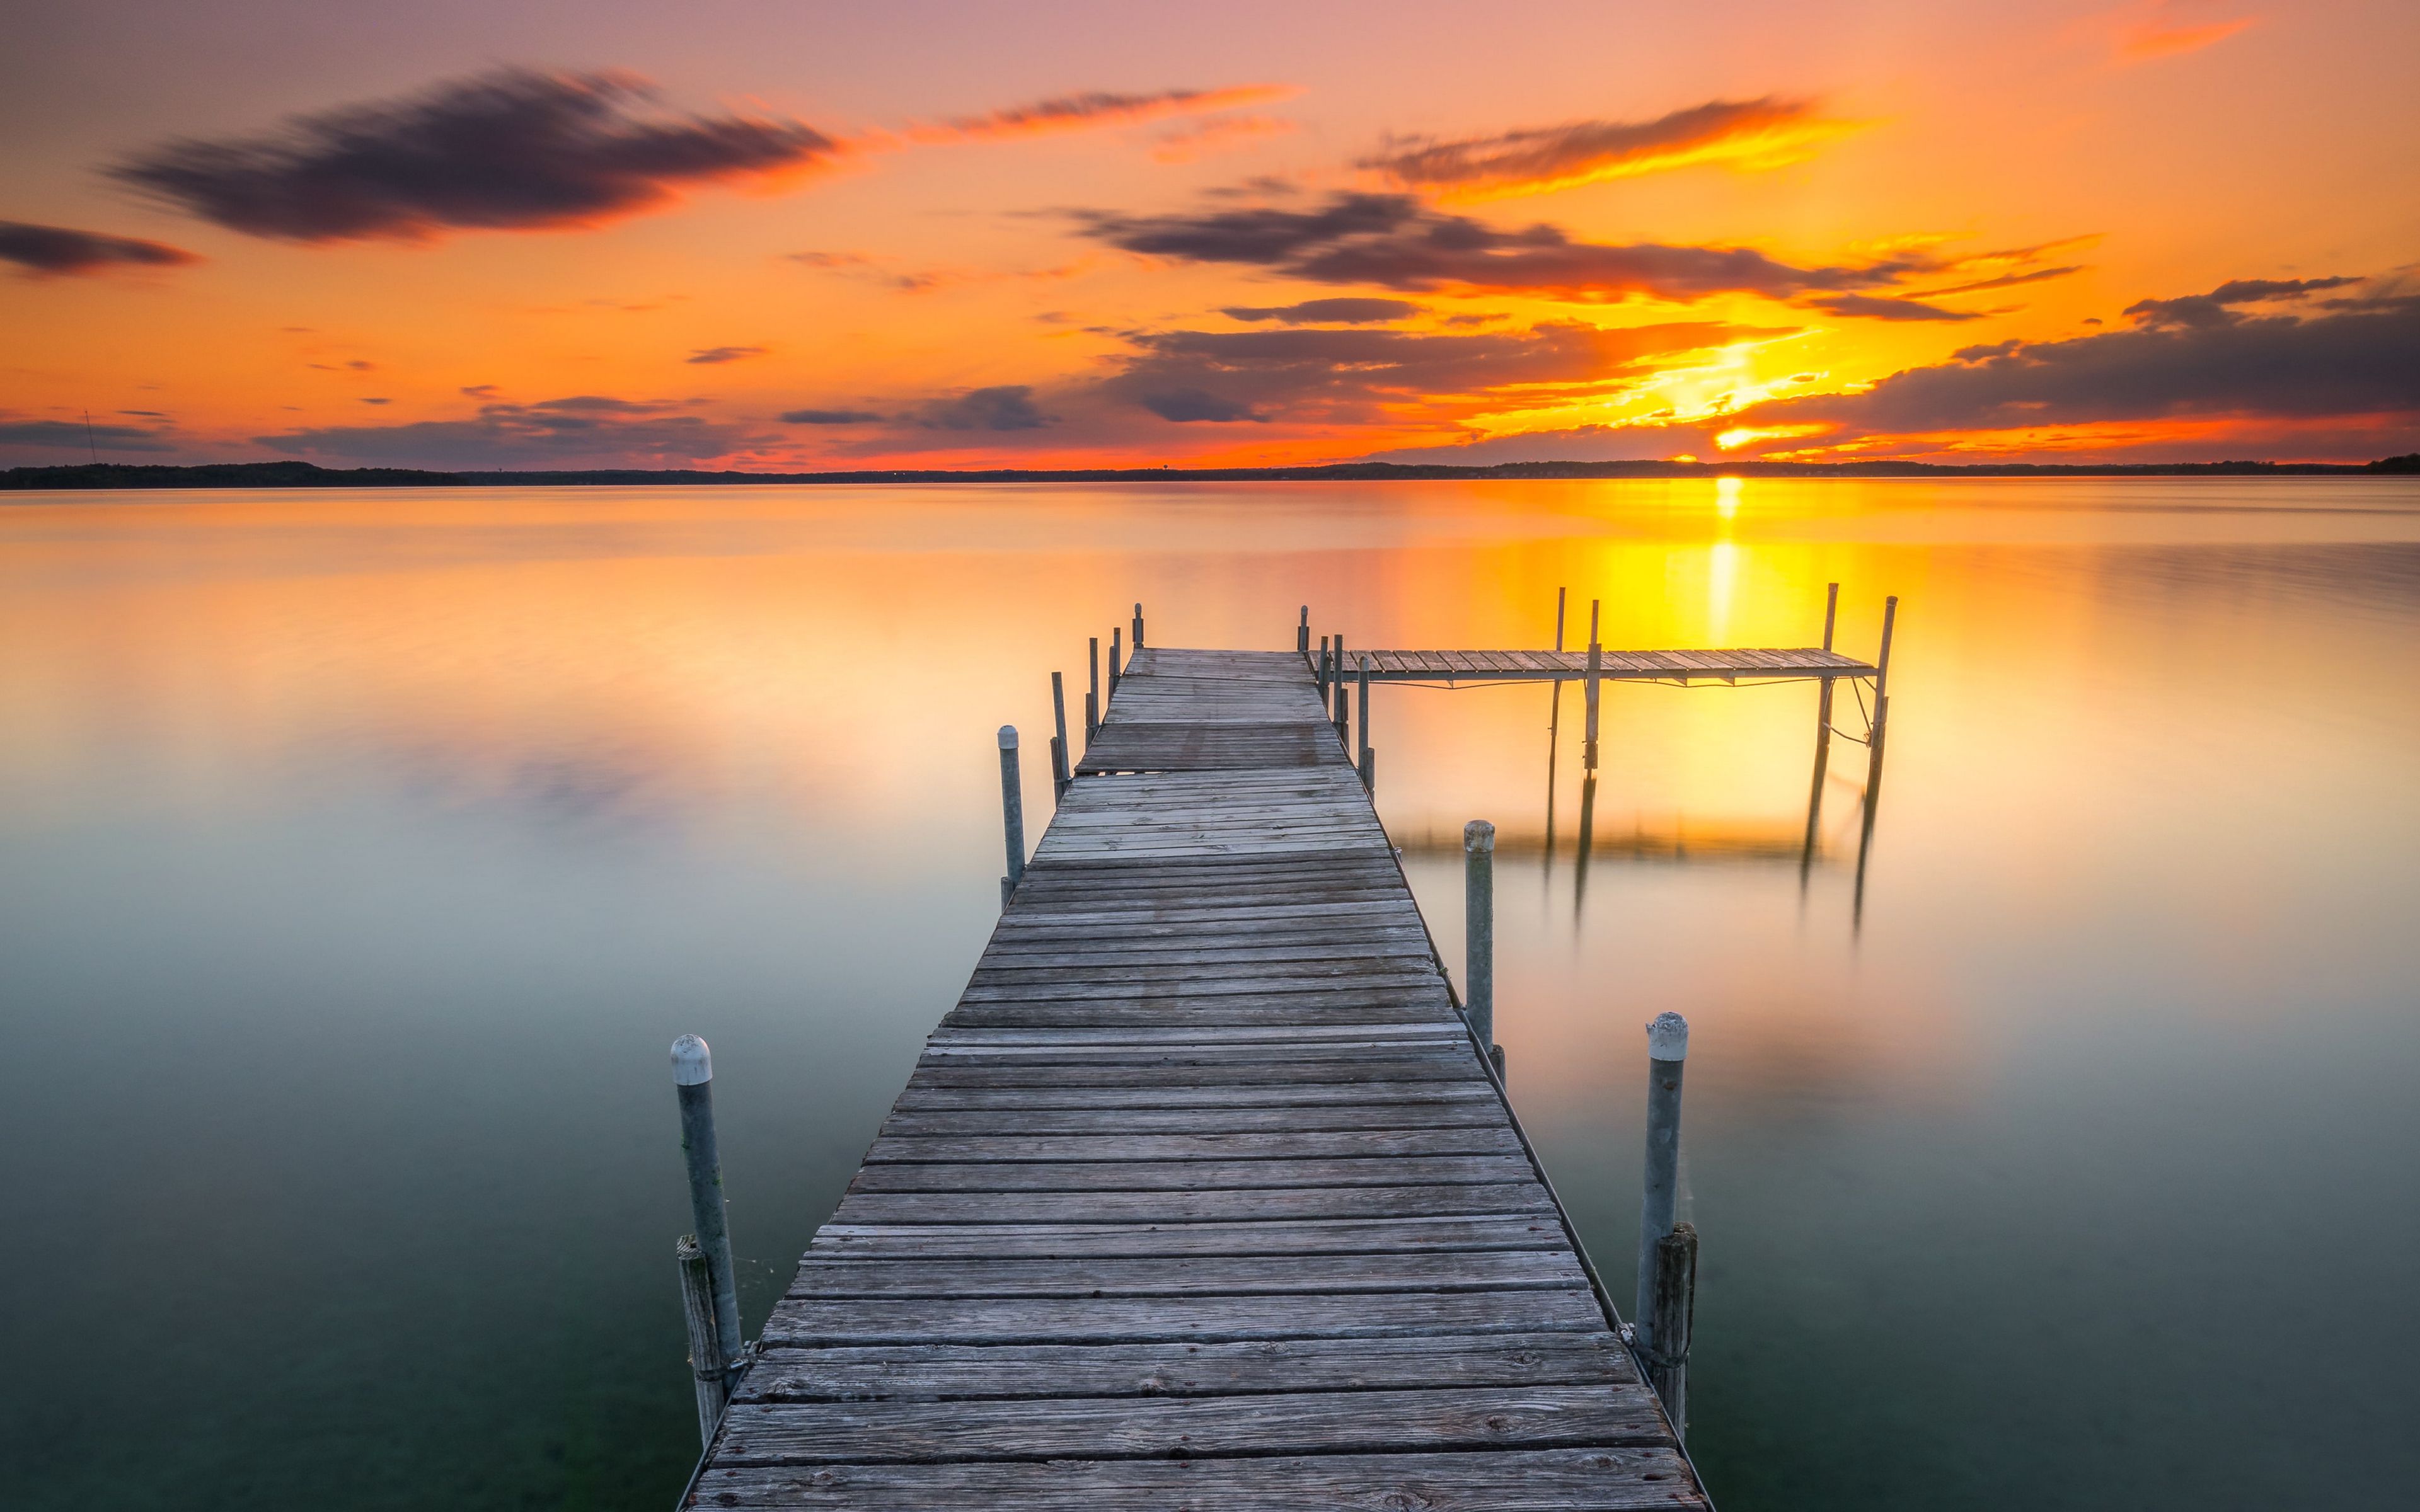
[3,479,2416,1509]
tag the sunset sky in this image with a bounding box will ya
[4,0,2416,470]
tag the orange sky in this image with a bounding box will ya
[3,0,2416,470]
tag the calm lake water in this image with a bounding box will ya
[3,479,2417,1510]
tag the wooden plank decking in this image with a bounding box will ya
[1334,648,1872,682]
[688,644,1709,1510]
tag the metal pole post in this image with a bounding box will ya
[1086,637,1100,742]
[1649,1222,1698,1439]
[1298,605,1310,655]
[1464,820,1495,1064]
[1356,655,1373,792]
[1132,602,1144,651]
[1583,598,1603,772]
[676,1234,728,1446]
[998,725,1025,905]
[670,1035,742,1386]
[1051,672,1071,797]
[1634,1012,1689,1365]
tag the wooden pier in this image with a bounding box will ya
[1322,647,1874,685]
[684,644,1712,1509]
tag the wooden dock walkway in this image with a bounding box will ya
[1334,647,1873,684]
[686,645,1710,1509]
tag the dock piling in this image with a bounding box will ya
[1086,638,1101,742]
[1317,636,1332,697]
[1297,605,1310,655]
[1333,662,1350,747]
[998,725,1026,904]
[1802,582,1841,884]
[1634,1012,1689,1370]
[1109,627,1122,697]
[1133,602,1145,650]
[669,1035,742,1394]
[1584,598,1604,772]
[1356,655,1373,792]
[1050,672,1071,798]
[1464,820,1495,1067]
[675,1234,728,1446]
[1865,595,1899,800]
[1649,1222,1698,1440]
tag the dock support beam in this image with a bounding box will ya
[676,1234,728,1446]
[1357,655,1373,792]
[998,725,1025,905]
[1464,820,1497,1076]
[1050,672,1071,798]
[1649,1222,1698,1441]
[1801,581,1840,885]
[1634,1012,1688,1373]
[671,1035,743,1402]
[1584,598,1603,772]
[1085,638,1100,743]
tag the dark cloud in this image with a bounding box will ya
[686,345,767,364]
[913,386,1054,431]
[925,86,1286,142]
[111,68,840,243]
[1082,191,1923,306]
[1221,297,1420,324]
[1362,97,1835,196]
[1103,319,1758,425]
[0,219,198,276]
[0,417,178,453]
[1721,280,2420,442]
[781,408,884,424]
[254,393,755,465]
[1802,292,1983,322]
[2121,276,2358,329]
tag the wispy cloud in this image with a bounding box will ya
[255,392,758,464]
[2104,2,2259,62]
[1222,297,1421,324]
[0,219,198,277]
[1361,97,1857,199]
[686,345,768,364]
[112,68,842,243]
[1151,115,1296,164]
[911,86,1292,144]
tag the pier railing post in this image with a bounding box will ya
[1086,637,1100,742]
[1802,581,1841,882]
[1317,636,1332,697]
[1357,655,1373,792]
[1108,627,1122,699]
[1464,820,1497,1075]
[671,1035,743,1392]
[1298,605,1310,656]
[1634,1012,1688,1370]
[1050,672,1071,798]
[1649,1222,1698,1440]
[676,1234,729,1446]
[998,725,1026,905]
[1334,663,1350,747]
[1584,598,1603,772]
[1865,595,1899,799]
[1132,602,1145,651]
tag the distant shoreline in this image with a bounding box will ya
[6,455,2418,490]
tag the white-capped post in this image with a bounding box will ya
[1634,1012,1689,1369]
[998,724,1026,904]
[1357,655,1374,792]
[1464,820,1496,1071]
[670,1034,742,1391]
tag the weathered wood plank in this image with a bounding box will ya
[759,1285,1606,1346]
[784,1247,1586,1298]
[804,1212,1570,1259]
[829,1181,1557,1225]
[734,1331,1639,1402]
[689,1446,1702,1509]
